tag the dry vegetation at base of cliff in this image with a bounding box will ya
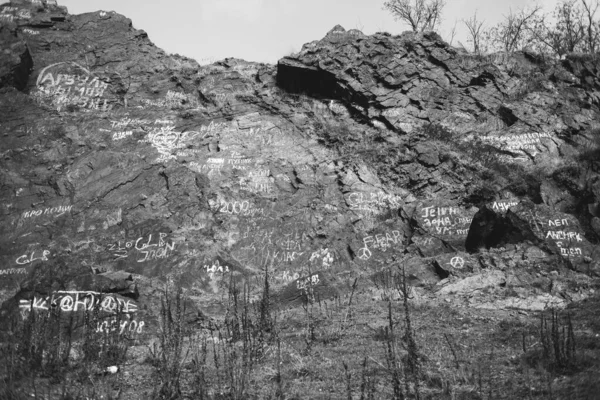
[2,271,599,400]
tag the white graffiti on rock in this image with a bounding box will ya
[19,291,138,314]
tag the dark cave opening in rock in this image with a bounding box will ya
[465,207,538,252]
[276,62,342,98]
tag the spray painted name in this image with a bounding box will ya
[35,62,111,111]
[108,232,175,262]
[19,291,138,314]
[22,205,72,219]
[16,249,50,265]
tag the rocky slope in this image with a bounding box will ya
[0,0,599,344]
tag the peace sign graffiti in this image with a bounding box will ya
[357,247,372,260]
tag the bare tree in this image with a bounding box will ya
[383,0,446,32]
[493,5,543,53]
[463,12,487,55]
[560,1,587,51]
[528,0,586,56]
[581,0,600,52]
[525,0,600,57]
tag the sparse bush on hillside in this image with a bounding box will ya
[376,262,423,400]
[506,71,548,101]
[540,309,577,371]
[553,163,583,195]
[315,118,355,146]
[521,308,583,377]
[311,106,389,167]
[420,122,453,141]
[175,274,280,399]
[149,287,189,399]
[578,128,600,163]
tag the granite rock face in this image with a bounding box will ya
[1,2,599,336]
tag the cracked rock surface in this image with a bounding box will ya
[1,2,599,336]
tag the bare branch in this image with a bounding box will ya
[485,5,543,53]
[447,19,458,45]
[505,6,542,53]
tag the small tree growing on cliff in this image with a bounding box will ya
[383,0,446,32]
[463,11,488,55]
[490,5,542,53]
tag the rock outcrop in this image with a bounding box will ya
[1,1,599,341]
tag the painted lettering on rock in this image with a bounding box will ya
[96,317,145,335]
[22,205,73,219]
[34,62,111,112]
[19,291,139,315]
[107,232,175,262]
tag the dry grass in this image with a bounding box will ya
[1,274,599,399]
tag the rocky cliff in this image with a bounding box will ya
[1,0,599,344]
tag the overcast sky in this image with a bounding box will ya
[59,0,561,65]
